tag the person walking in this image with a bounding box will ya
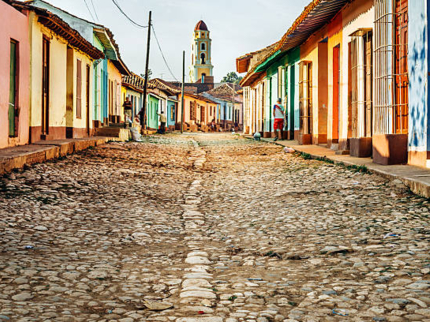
[157,111,167,134]
[273,98,285,141]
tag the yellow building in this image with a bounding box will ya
[190,20,214,83]
[177,93,217,131]
[107,60,122,123]
[26,5,104,142]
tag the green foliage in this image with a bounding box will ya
[221,72,243,84]
[300,152,312,160]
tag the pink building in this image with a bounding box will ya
[0,0,30,149]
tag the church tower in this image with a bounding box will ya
[190,20,214,83]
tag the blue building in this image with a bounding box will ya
[202,83,242,130]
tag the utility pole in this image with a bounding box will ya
[141,11,152,130]
[231,82,235,131]
[181,50,185,134]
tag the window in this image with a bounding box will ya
[76,59,82,119]
[278,66,286,102]
[9,40,19,137]
[201,53,206,64]
[374,0,408,135]
[349,30,373,138]
[201,43,206,51]
[202,73,206,83]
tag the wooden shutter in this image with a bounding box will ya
[76,59,82,119]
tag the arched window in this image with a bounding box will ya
[201,43,206,51]
[202,73,206,83]
[200,53,206,64]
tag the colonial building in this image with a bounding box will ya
[190,20,214,84]
[28,0,130,130]
[237,0,424,167]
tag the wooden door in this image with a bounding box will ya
[76,60,82,119]
[307,63,313,135]
[42,37,50,135]
[395,0,408,134]
[86,65,90,135]
[332,45,340,142]
[364,32,373,137]
[200,104,206,124]
[9,40,18,137]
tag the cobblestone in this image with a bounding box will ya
[0,133,429,321]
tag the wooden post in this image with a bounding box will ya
[141,11,152,130]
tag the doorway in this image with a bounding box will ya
[86,64,91,136]
[332,45,340,143]
[41,37,50,137]
[318,40,328,144]
[9,40,18,138]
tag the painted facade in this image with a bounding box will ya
[147,94,160,130]
[177,93,217,131]
[26,7,103,142]
[167,99,177,130]
[238,0,425,167]
[30,0,130,128]
[107,60,122,123]
[0,1,30,149]
[408,0,428,167]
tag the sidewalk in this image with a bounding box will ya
[245,135,430,198]
[0,137,116,176]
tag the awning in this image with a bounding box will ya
[277,0,351,53]
[255,50,281,73]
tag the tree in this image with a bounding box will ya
[221,72,243,84]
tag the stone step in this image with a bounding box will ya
[95,128,131,141]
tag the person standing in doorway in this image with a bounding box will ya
[273,98,285,141]
[123,97,133,129]
[157,111,167,134]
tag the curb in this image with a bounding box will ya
[243,135,430,198]
[0,137,114,176]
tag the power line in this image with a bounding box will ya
[152,24,179,81]
[89,0,99,22]
[111,0,148,28]
[83,0,96,22]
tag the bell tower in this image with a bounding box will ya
[190,20,213,83]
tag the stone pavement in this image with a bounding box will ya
[1,133,430,321]
[249,137,430,199]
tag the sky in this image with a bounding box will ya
[43,0,310,82]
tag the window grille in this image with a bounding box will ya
[374,0,408,134]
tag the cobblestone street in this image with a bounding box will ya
[1,133,430,321]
